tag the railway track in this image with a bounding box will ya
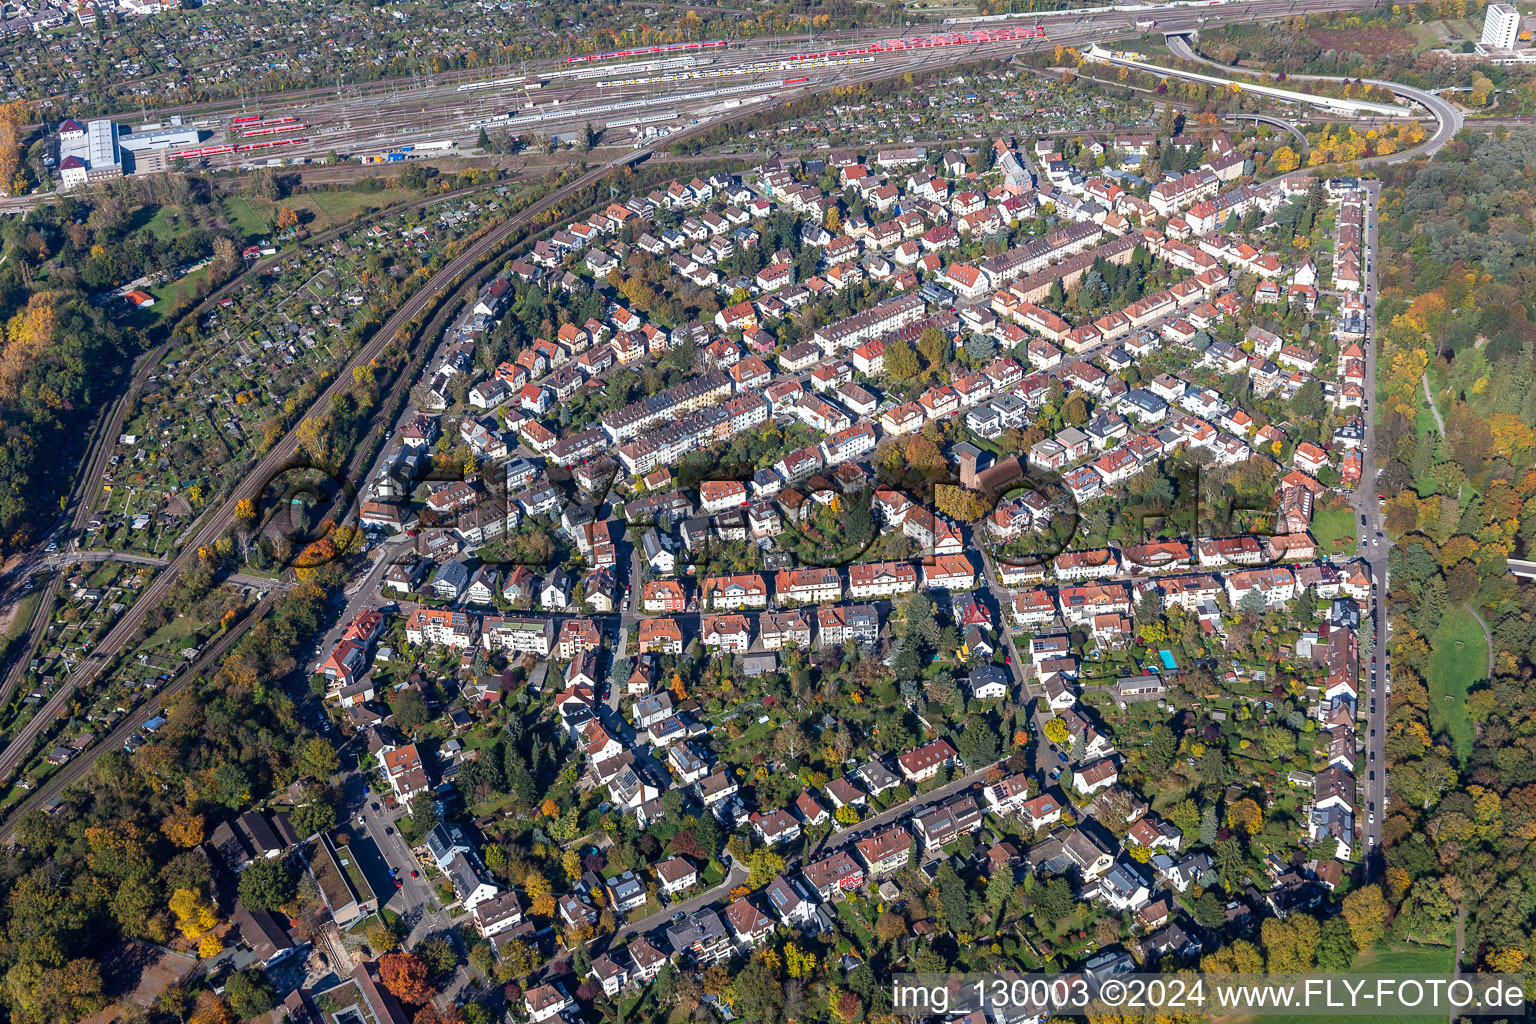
[0,591,277,835]
[0,131,687,785]
[0,0,1394,812]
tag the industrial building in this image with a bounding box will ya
[57,119,121,189]
[56,117,203,187]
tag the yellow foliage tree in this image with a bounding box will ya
[168,888,218,941]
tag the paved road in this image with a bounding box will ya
[813,768,992,859]
[1347,180,1390,872]
[0,591,279,836]
[1165,35,1464,164]
[606,853,746,946]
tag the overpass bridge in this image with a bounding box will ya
[1082,43,1415,118]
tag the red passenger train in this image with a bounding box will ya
[563,39,729,64]
[239,123,306,138]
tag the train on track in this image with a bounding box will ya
[473,76,793,130]
[562,39,729,64]
[597,55,873,88]
[239,122,306,138]
[170,136,308,159]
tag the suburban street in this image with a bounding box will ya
[1350,180,1390,873]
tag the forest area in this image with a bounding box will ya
[1372,127,1536,970]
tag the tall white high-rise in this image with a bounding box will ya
[1482,3,1521,50]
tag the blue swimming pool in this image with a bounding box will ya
[1159,649,1178,671]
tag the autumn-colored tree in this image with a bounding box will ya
[1486,946,1527,973]
[1341,885,1387,950]
[0,100,31,198]
[523,873,555,918]
[0,293,56,404]
[162,806,206,849]
[188,992,235,1024]
[276,206,300,229]
[934,484,992,523]
[367,921,400,955]
[1225,797,1263,836]
[884,338,920,381]
[169,888,218,941]
[379,952,433,1006]
[540,799,559,818]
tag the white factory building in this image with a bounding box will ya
[57,117,203,188]
[57,119,121,189]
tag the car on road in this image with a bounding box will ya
[411,870,418,878]
[1056,752,1068,764]
[394,877,403,889]
[672,911,686,922]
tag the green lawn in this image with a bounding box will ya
[222,187,427,241]
[835,900,875,949]
[1426,606,1487,761]
[1310,506,1358,556]
[4,590,41,641]
[149,263,217,318]
[144,204,199,242]
[222,196,275,240]
[1231,944,1455,1023]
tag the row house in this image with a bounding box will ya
[855,825,913,879]
[406,608,476,649]
[1057,582,1132,626]
[912,794,984,850]
[705,573,769,609]
[848,561,918,599]
[760,609,812,650]
[636,617,684,655]
[702,613,752,652]
[1054,548,1120,581]
[775,567,843,605]
[817,604,880,646]
[1225,566,1298,609]
[480,615,554,657]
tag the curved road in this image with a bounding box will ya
[0,108,760,782]
[1165,33,1465,162]
[0,0,1397,791]
[0,592,278,835]
[1225,111,1310,154]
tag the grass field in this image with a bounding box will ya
[3,590,41,641]
[1230,944,1456,1023]
[143,204,197,242]
[1310,506,1358,555]
[149,263,216,318]
[1426,605,1486,760]
[221,187,426,241]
